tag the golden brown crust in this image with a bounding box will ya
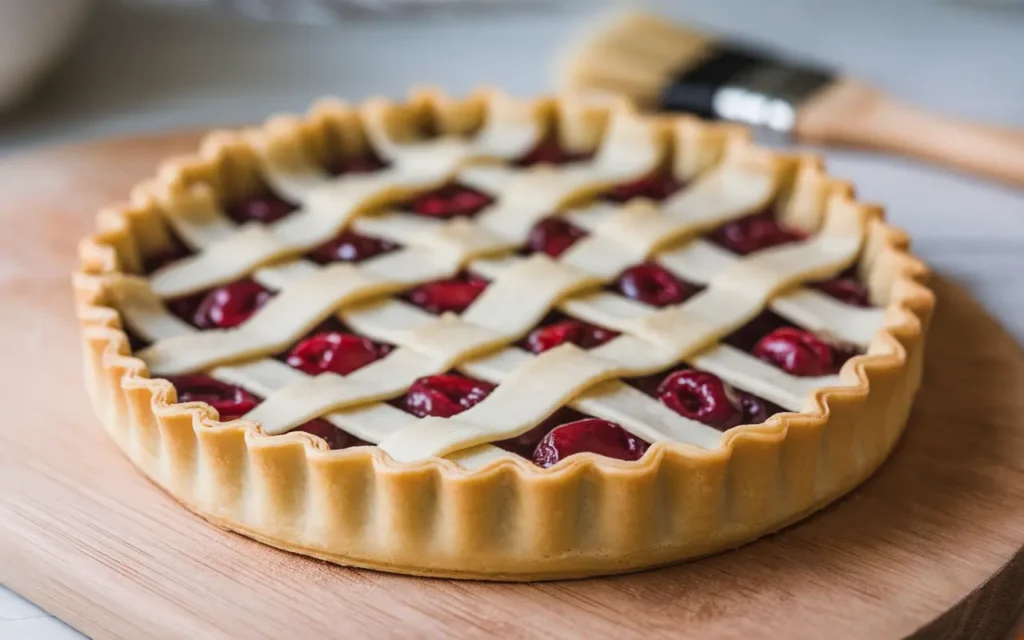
[74,89,934,580]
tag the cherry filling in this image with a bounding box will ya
[144,235,191,273]
[494,408,588,458]
[327,152,388,176]
[724,311,790,353]
[814,276,870,307]
[738,393,774,425]
[164,292,206,327]
[525,217,587,258]
[296,418,371,450]
[405,273,488,314]
[165,375,364,450]
[655,369,775,431]
[285,331,391,376]
[524,318,617,354]
[189,279,273,329]
[532,419,649,468]
[125,327,150,352]
[404,183,493,219]
[165,374,260,421]
[613,263,694,307]
[226,192,297,225]
[516,138,591,167]
[393,353,652,465]
[403,374,496,418]
[753,327,852,377]
[308,230,398,265]
[709,210,806,256]
[603,172,682,203]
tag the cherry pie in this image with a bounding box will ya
[75,89,934,579]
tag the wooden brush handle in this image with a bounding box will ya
[795,79,1024,187]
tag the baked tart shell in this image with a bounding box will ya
[74,90,934,580]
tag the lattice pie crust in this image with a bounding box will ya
[74,88,934,580]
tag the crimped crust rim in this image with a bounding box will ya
[72,88,935,578]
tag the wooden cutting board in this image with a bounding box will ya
[1,133,1024,640]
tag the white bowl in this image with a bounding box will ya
[0,0,92,111]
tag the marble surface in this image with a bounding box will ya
[0,589,81,639]
[1,1,1022,637]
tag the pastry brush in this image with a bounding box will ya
[560,12,1024,187]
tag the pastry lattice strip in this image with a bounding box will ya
[374,193,870,461]
[134,101,666,371]
[112,92,881,466]
[113,102,727,462]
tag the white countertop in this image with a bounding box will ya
[1,1,1022,637]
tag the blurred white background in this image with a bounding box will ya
[2,0,1022,153]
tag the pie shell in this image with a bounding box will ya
[74,90,934,580]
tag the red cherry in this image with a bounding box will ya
[710,211,805,255]
[328,153,387,176]
[738,392,777,425]
[494,408,587,458]
[295,418,370,450]
[166,374,260,421]
[532,419,649,467]
[406,274,488,314]
[524,319,617,354]
[309,230,398,264]
[406,184,493,219]
[193,279,273,329]
[285,331,390,376]
[404,374,496,418]
[630,368,777,427]
[614,263,692,307]
[657,369,744,431]
[164,291,205,325]
[815,277,870,307]
[525,217,587,258]
[226,193,296,225]
[753,327,835,377]
[603,173,682,203]
[516,138,588,167]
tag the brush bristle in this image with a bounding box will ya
[558,11,715,106]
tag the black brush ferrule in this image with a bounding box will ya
[659,43,834,134]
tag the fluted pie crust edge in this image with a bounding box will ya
[73,89,934,580]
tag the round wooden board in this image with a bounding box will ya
[1,133,1023,640]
